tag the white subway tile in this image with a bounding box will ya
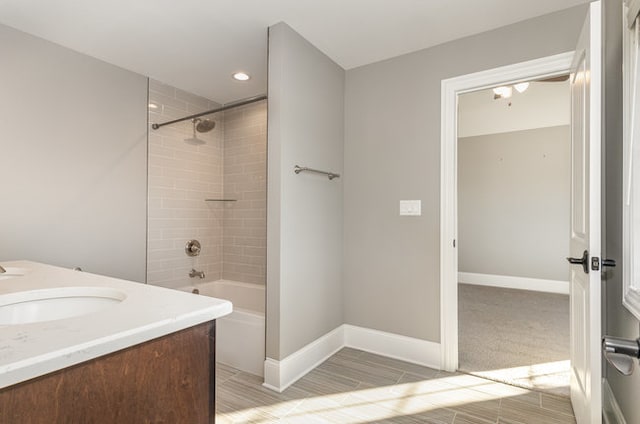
[150,92,188,112]
[175,88,214,109]
[149,79,176,97]
[149,91,266,287]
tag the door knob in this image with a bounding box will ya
[567,250,589,274]
[603,336,640,376]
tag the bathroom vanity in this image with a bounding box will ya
[0,261,232,423]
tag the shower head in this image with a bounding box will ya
[195,118,216,133]
[184,118,210,145]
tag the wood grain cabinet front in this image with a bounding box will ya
[0,321,216,424]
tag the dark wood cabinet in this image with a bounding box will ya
[0,321,216,424]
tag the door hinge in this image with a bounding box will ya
[453,239,456,248]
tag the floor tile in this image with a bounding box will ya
[499,397,576,424]
[378,408,456,424]
[318,354,404,386]
[359,351,441,378]
[540,394,574,416]
[453,412,496,423]
[293,366,360,399]
[333,347,364,360]
[217,362,240,383]
[215,350,576,423]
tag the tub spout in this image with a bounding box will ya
[189,269,205,279]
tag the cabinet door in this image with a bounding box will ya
[0,321,216,424]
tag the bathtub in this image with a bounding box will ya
[181,279,265,376]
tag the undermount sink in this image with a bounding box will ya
[0,287,126,325]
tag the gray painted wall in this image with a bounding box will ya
[458,126,571,282]
[344,5,589,341]
[602,0,640,422]
[0,24,147,282]
[267,23,345,359]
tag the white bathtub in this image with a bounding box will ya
[181,279,265,376]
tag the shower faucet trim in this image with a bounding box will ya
[189,269,205,279]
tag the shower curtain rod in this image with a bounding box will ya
[151,94,267,130]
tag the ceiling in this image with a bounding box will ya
[458,81,570,138]
[0,0,589,104]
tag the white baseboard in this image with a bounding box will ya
[263,324,441,392]
[603,379,627,424]
[263,325,345,392]
[458,272,569,295]
[344,324,441,369]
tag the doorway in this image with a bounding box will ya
[456,79,571,396]
[439,51,574,370]
[441,4,602,422]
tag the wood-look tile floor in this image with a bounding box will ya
[216,348,576,423]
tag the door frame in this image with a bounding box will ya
[439,52,575,372]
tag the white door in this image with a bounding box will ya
[568,2,602,423]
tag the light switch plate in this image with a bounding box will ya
[399,200,421,216]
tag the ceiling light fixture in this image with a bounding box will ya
[493,81,531,100]
[232,72,250,81]
[493,86,513,99]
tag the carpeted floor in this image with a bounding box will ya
[458,283,571,397]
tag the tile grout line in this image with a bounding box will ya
[395,371,407,385]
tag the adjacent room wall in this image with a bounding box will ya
[0,23,147,282]
[343,5,589,342]
[458,126,570,282]
[267,22,344,360]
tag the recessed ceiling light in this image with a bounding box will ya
[232,72,250,81]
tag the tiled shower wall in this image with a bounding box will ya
[147,80,267,288]
[222,101,267,285]
[147,79,224,288]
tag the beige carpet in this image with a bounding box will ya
[458,283,570,397]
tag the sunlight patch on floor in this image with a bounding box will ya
[469,360,571,390]
[218,372,535,423]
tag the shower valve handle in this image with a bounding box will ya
[185,240,201,257]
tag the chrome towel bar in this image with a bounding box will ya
[294,165,340,180]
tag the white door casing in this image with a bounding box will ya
[568,2,602,423]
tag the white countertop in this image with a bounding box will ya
[0,260,232,389]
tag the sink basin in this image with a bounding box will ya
[0,287,126,325]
